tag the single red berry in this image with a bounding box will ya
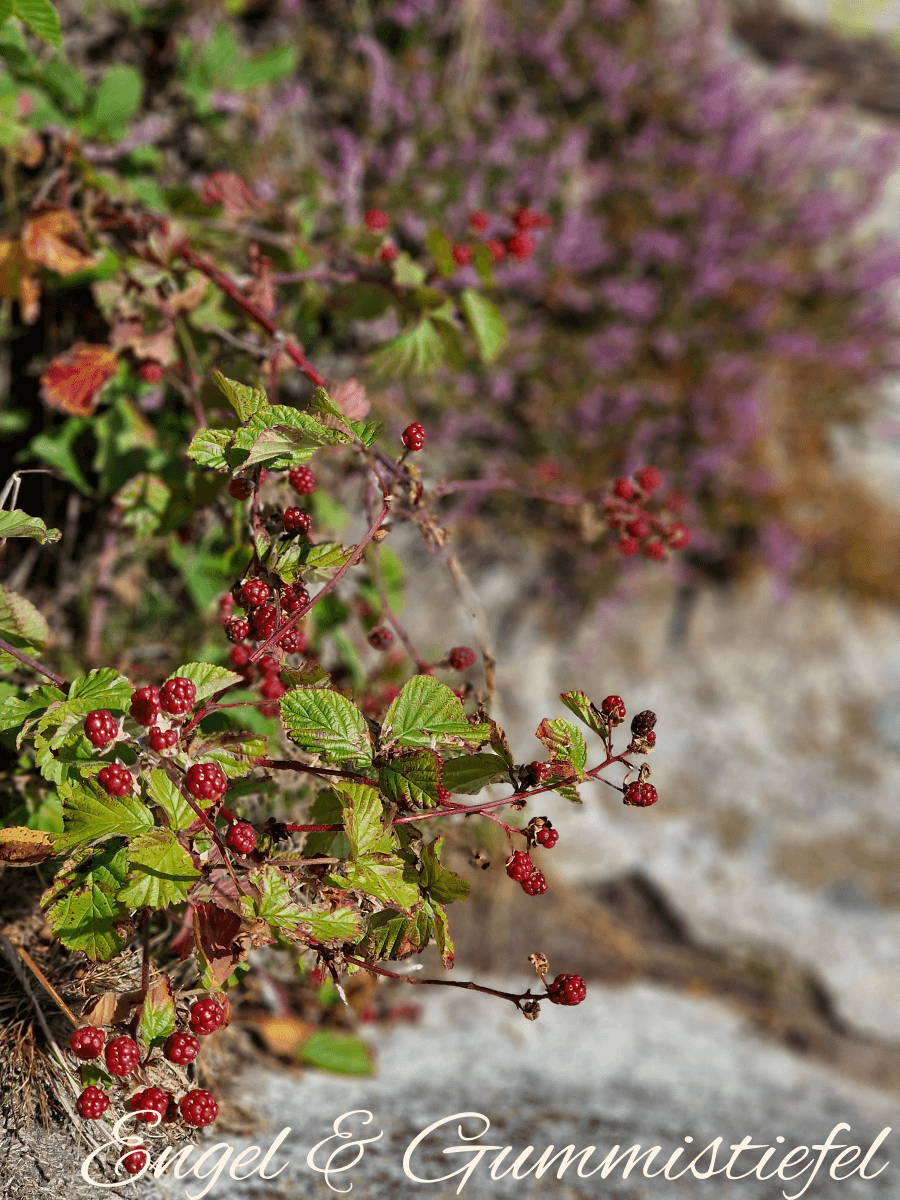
[226,821,257,855]
[257,654,282,677]
[547,973,586,1006]
[521,869,548,896]
[105,1035,140,1078]
[446,646,477,671]
[280,583,310,613]
[469,210,490,232]
[228,477,254,501]
[452,243,472,267]
[129,685,161,727]
[289,465,316,495]
[84,710,118,748]
[139,362,164,384]
[506,231,536,261]
[485,237,506,263]
[626,518,651,540]
[636,466,663,495]
[526,761,550,784]
[252,605,278,638]
[76,1085,109,1119]
[283,508,312,535]
[98,763,132,797]
[643,538,666,561]
[180,1089,219,1128]
[536,826,558,848]
[380,242,398,264]
[667,522,690,549]
[229,644,251,668]
[160,677,196,717]
[225,617,250,644]
[368,626,394,651]
[624,781,658,807]
[277,628,303,653]
[148,726,178,752]
[121,1147,149,1175]
[185,763,228,802]
[506,851,534,883]
[129,1087,171,1124]
[600,695,626,725]
[645,730,657,747]
[513,206,549,231]
[401,422,425,452]
[240,579,270,608]
[617,537,640,556]
[613,476,636,500]
[71,1026,105,1060]
[164,1031,200,1066]
[630,710,657,737]
[189,999,225,1036]
[260,677,285,701]
[365,208,389,232]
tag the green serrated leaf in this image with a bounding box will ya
[471,243,496,289]
[280,688,373,767]
[460,288,508,363]
[370,319,445,377]
[300,789,350,859]
[117,828,199,909]
[0,508,61,543]
[241,863,304,931]
[0,0,15,24]
[188,427,232,472]
[325,855,420,913]
[426,227,456,278]
[419,835,470,904]
[44,845,131,961]
[296,1030,374,1076]
[391,251,427,288]
[55,777,154,852]
[439,752,508,795]
[332,782,393,857]
[192,731,267,779]
[212,372,269,421]
[67,668,133,711]
[138,979,176,1044]
[535,717,588,772]
[379,749,442,809]
[359,910,418,960]
[0,584,49,674]
[13,0,61,46]
[429,900,455,968]
[0,685,65,732]
[295,904,363,946]
[307,386,349,426]
[90,64,143,131]
[381,675,489,751]
[114,473,171,538]
[166,662,243,705]
[558,691,608,737]
[144,768,195,831]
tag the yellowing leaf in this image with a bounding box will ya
[22,209,97,276]
[40,343,119,416]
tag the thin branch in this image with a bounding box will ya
[343,953,544,1011]
[0,635,67,689]
[12,942,79,1028]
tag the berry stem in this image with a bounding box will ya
[0,635,67,689]
[9,941,79,1027]
[260,759,380,788]
[342,954,542,1012]
[363,543,431,674]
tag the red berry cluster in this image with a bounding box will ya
[446,646,477,671]
[84,710,118,748]
[160,677,197,717]
[448,205,552,269]
[283,508,312,536]
[97,763,132,797]
[189,997,225,1036]
[505,851,547,896]
[185,762,228,803]
[225,820,257,855]
[401,422,425,452]
[603,467,690,560]
[224,572,311,712]
[547,973,586,1006]
[624,781,658,807]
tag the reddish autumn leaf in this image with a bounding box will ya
[0,238,41,323]
[192,901,244,989]
[40,343,119,416]
[22,209,97,276]
[199,172,266,218]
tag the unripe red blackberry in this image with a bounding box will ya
[626,517,651,540]
[160,677,196,716]
[368,626,394,651]
[667,522,690,549]
[228,477,254,501]
[521,870,547,896]
[280,583,309,613]
[277,628,302,653]
[600,695,626,726]
[447,646,476,671]
[613,476,636,500]
[180,1089,219,1127]
[148,726,178,752]
[84,710,118,748]
[98,763,132,797]
[469,210,490,232]
[624,781,658,807]
[71,1025,105,1060]
[164,1031,200,1066]
[452,243,472,267]
[618,536,640,556]
[365,208,389,232]
[485,237,506,262]
[506,851,534,882]
[229,644,251,668]
[257,655,281,677]
[76,1085,109,1119]
[226,821,257,855]
[225,617,250,644]
[380,242,398,264]
[252,605,278,638]
[643,538,666,561]
[240,578,270,608]
[139,362,164,384]
[105,1035,140,1077]
[506,231,536,261]
[129,1087,171,1124]
[289,464,316,495]
[189,998,225,1036]
[536,826,558,849]
[129,686,160,727]
[547,973,586,1006]
[527,761,551,783]
[283,508,311,535]
[185,763,228,802]
[122,1147,149,1175]
[631,710,657,737]
[636,465,663,495]
[260,677,285,702]
[514,206,548,231]
[401,422,425,452]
